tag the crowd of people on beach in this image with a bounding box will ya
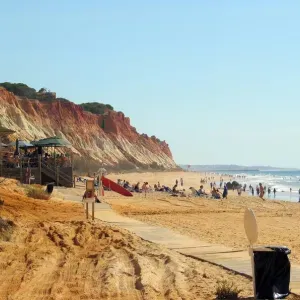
[114,176,231,199]
[79,172,300,203]
[115,178,187,196]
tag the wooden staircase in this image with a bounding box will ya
[41,162,73,187]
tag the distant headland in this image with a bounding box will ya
[180,164,300,172]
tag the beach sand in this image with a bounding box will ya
[104,172,300,264]
[1,174,299,299]
[0,179,255,300]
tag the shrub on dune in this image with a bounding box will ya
[215,279,242,299]
[26,185,51,200]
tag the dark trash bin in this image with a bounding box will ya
[253,246,291,299]
[46,183,54,194]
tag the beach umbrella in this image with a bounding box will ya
[9,140,34,148]
[31,136,72,147]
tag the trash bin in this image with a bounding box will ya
[46,183,54,194]
[253,246,291,299]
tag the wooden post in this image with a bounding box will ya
[38,154,42,185]
[249,247,256,299]
[92,202,95,220]
[20,157,23,183]
[73,175,76,188]
[86,203,88,219]
[71,151,74,182]
[56,166,59,186]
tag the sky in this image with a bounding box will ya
[1,1,300,168]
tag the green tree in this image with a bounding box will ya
[80,102,114,115]
[0,82,37,98]
[38,87,47,93]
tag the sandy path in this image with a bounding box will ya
[0,179,259,300]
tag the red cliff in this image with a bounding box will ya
[0,87,176,169]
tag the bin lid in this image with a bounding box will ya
[253,246,291,254]
[244,208,258,245]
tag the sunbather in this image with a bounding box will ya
[212,187,222,199]
[134,182,141,193]
[189,187,201,196]
[172,184,179,194]
[198,185,208,195]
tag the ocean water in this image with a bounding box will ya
[216,170,300,202]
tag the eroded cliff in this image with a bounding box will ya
[0,87,176,169]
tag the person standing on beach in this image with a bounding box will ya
[176,179,178,186]
[259,183,265,200]
[273,188,276,198]
[251,187,254,196]
[210,182,213,190]
[222,184,228,199]
[268,187,271,197]
[256,186,259,196]
[142,182,148,197]
[180,178,183,187]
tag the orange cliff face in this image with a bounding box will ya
[0,87,176,169]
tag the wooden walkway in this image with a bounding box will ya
[60,192,300,295]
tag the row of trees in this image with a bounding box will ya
[0,82,54,99]
[0,82,114,114]
[0,82,38,98]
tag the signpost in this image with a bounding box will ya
[83,179,95,220]
[244,208,258,298]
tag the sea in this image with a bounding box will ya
[214,170,300,203]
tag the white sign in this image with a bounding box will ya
[83,198,95,203]
[244,208,258,245]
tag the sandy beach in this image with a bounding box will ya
[1,174,300,299]
[103,172,300,265]
[0,178,255,300]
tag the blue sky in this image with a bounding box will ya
[1,1,299,167]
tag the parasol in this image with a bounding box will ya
[9,140,34,148]
[31,136,72,147]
